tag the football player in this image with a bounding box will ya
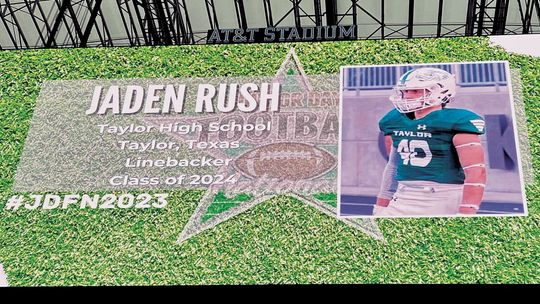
[373,67,487,217]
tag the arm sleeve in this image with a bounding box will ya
[377,145,399,200]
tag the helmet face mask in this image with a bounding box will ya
[390,68,456,114]
[390,87,432,113]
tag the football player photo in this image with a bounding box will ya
[338,62,527,218]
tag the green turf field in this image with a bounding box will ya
[1,37,539,285]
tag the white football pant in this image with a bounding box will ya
[373,181,464,217]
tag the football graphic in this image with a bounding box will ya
[234,142,337,180]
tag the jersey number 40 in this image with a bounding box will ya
[396,139,433,167]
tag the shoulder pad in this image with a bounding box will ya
[447,109,485,134]
[379,109,402,135]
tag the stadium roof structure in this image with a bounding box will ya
[0,0,539,49]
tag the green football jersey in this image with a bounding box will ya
[379,108,485,184]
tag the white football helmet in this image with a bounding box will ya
[389,67,457,113]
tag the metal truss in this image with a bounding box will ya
[465,0,539,35]
[0,0,539,50]
[515,0,540,33]
[0,0,30,49]
[121,0,193,46]
[333,0,473,39]
[465,0,510,36]
[0,0,114,49]
[262,0,326,28]
[234,0,247,29]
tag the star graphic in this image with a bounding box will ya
[144,48,383,244]
[0,264,8,287]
